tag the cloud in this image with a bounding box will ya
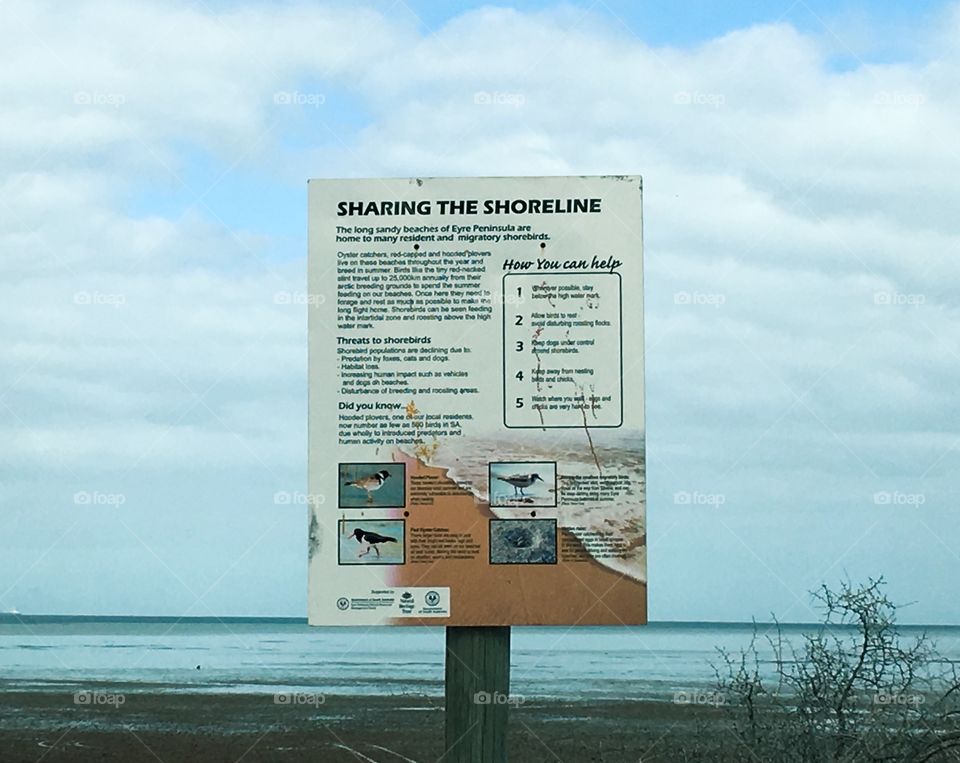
[1,0,959,619]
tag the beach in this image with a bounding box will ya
[3,618,957,761]
[0,618,742,760]
[0,689,724,762]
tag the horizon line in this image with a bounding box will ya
[0,614,954,628]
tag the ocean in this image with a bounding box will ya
[3,619,959,701]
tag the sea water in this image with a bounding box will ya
[2,619,958,700]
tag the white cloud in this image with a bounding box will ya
[2,0,959,618]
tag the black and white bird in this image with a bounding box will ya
[345,469,391,503]
[495,473,545,496]
[352,528,398,558]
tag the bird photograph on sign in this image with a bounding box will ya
[338,463,406,508]
[489,462,557,507]
[338,521,405,565]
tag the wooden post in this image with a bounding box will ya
[444,626,511,762]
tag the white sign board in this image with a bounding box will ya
[308,176,645,625]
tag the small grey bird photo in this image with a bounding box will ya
[488,461,557,507]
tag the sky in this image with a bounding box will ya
[2,0,959,623]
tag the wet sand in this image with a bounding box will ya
[0,689,721,762]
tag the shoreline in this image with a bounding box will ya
[0,689,722,762]
[0,676,720,703]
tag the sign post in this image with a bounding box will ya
[445,626,511,761]
[307,175,645,759]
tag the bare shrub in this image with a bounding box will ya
[713,578,960,762]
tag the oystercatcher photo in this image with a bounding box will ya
[352,528,397,558]
[338,520,405,565]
